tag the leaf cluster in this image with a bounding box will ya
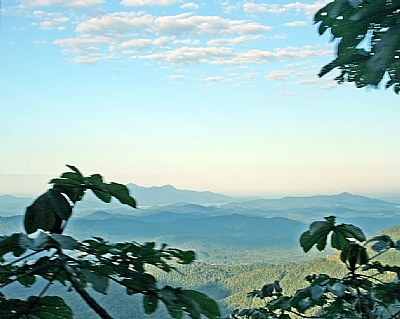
[230,216,400,319]
[315,0,400,93]
[25,165,136,234]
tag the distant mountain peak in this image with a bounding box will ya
[125,183,234,207]
[338,192,352,196]
[160,184,177,190]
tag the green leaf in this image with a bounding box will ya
[367,235,394,252]
[331,223,365,250]
[50,178,81,186]
[327,282,346,297]
[66,165,84,178]
[50,234,79,250]
[122,273,157,292]
[91,187,112,203]
[52,183,85,204]
[143,294,158,314]
[165,304,183,319]
[160,287,184,319]
[86,174,104,186]
[0,296,74,318]
[81,269,109,294]
[18,275,36,287]
[24,189,72,234]
[340,243,369,270]
[374,282,400,304]
[0,234,26,261]
[300,217,336,252]
[310,285,324,301]
[103,182,136,208]
[182,290,221,319]
[60,172,84,183]
[50,166,86,203]
[19,232,49,250]
[27,296,73,319]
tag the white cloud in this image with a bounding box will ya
[243,1,330,18]
[265,66,337,90]
[242,72,260,80]
[266,68,319,82]
[54,36,113,54]
[312,82,338,89]
[173,38,200,45]
[271,33,287,40]
[133,45,331,66]
[285,1,330,18]
[203,76,230,82]
[120,38,152,49]
[121,0,179,7]
[138,46,235,64]
[167,74,186,79]
[70,54,114,64]
[207,35,262,47]
[180,2,199,10]
[266,70,288,81]
[72,55,103,64]
[121,49,139,55]
[76,12,272,36]
[284,20,308,27]
[29,10,70,30]
[284,61,306,67]
[243,3,281,14]
[212,46,332,65]
[227,22,272,34]
[153,36,175,45]
[43,0,331,89]
[40,16,69,29]
[76,12,153,34]
[295,78,319,84]
[19,0,103,8]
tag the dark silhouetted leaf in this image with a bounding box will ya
[0,234,26,261]
[81,269,109,294]
[24,189,71,234]
[103,182,136,208]
[143,294,158,314]
[300,217,336,252]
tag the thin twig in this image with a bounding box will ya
[2,250,40,267]
[357,274,386,285]
[388,308,400,319]
[38,269,62,298]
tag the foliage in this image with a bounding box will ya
[229,216,400,319]
[0,166,220,319]
[315,0,400,93]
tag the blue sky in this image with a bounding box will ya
[1,0,400,196]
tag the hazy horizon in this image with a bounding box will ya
[1,173,400,201]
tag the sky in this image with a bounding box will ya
[1,0,400,197]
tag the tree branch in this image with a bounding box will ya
[63,265,114,319]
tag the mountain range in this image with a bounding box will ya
[1,185,400,248]
[126,183,236,206]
